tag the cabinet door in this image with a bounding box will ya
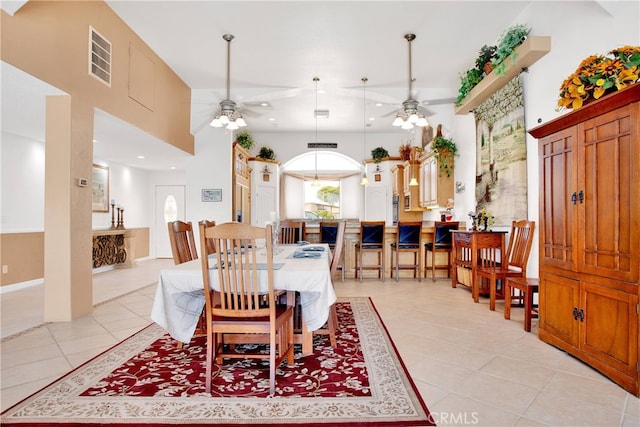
[539,127,578,272]
[581,281,638,377]
[577,104,639,283]
[540,272,579,347]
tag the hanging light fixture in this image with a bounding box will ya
[311,77,321,187]
[209,34,247,130]
[392,33,429,130]
[360,77,370,186]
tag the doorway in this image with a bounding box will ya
[155,185,185,258]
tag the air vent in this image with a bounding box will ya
[314,109,330,118]
[308,142,337,149]
[89,26,111,86]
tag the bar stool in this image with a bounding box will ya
[355,221,386,282]
[424,221,459,281]
[319,221,345,281]
[505,277,539,332]
[390,221,422,282]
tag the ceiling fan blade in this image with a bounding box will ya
[421,97,456,106]
[237,107,262,118]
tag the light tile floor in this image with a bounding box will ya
[1,261,639,426]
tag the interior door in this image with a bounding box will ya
[254,185,276,226]
[155,185,186,258]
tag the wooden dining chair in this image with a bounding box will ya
[390,221,423,282]
[355,221,386,282]
[313,220,346,347]
[198,220,216,255]
[424,221,459,281]
[279,219,306,244]
[319,221,345,281]
[168,220,198,265]
[476,220,536,311]
[199,222,294,395]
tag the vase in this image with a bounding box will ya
[483,62,493,76]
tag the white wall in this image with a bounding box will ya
[0,132,45,232]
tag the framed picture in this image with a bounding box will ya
[202,188,222,202]
[92,164,109,212]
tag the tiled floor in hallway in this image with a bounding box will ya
[1,260,638,426]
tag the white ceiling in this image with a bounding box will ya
[1,0,536,171]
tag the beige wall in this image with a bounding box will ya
[0,228,150,287]
[0,0,194,153]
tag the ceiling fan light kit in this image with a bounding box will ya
[392,33,429,130]
[311,77,321,187]
[209,34,247,130]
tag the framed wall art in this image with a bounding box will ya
[92,164,109,212]
[202,188,222,202]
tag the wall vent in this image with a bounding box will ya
[88,26,111,86]
[308,142,337,149]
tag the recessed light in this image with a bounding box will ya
[170,166,176,170]
[261,102,268,107]
[269,117,275,121]
[375,103,382,107]
[137,155,145,159]
[369,117,375,121]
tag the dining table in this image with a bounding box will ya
[150,243,335,355]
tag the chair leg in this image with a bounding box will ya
[431,249,436,282]
[381,250,385,282]
[394,249,399,282]
[489,276,497,311]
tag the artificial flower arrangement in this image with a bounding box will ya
[468,209,495,231]
[557,45,640,110]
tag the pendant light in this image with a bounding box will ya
[311,77,320,187]
[408,136,419,186]
[392,33,428,130]
[360,77,370,186]
[209,34,247,130]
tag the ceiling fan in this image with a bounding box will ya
[208,34,247,130]
[387,33,455,126]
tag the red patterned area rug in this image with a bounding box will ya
[1,297,434,426]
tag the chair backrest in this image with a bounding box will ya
[198,220,216,255]
[279,219,306,244]
[319,221,339,244]
[397,221,422,246]
[360,221,385,247]
[168,220,198,265]
[504,220,536,273]
[329,221,346,279]
[433,221,459,245]
[200,222,275,318]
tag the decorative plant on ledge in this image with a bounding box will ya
[371,146,390,163]
[455,24,531,106]
[491,24,531,76]
[399,143,412,161]
[455,68,483,106]
[476,45,497,76]
[235,130,254,151]
[557,45,640,110]
[431,134,457,177]
[257,146,276,160]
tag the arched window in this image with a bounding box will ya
[281,151,363,220]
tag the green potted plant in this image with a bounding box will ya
[371,146,390,163]
[455,67,483,106]
[431,135,457,177]
[257,146,276,160]
[475,44,497,76]
[491,24,531,76]
[235,130,254,151]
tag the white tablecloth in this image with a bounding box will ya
[151,244,336,344]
